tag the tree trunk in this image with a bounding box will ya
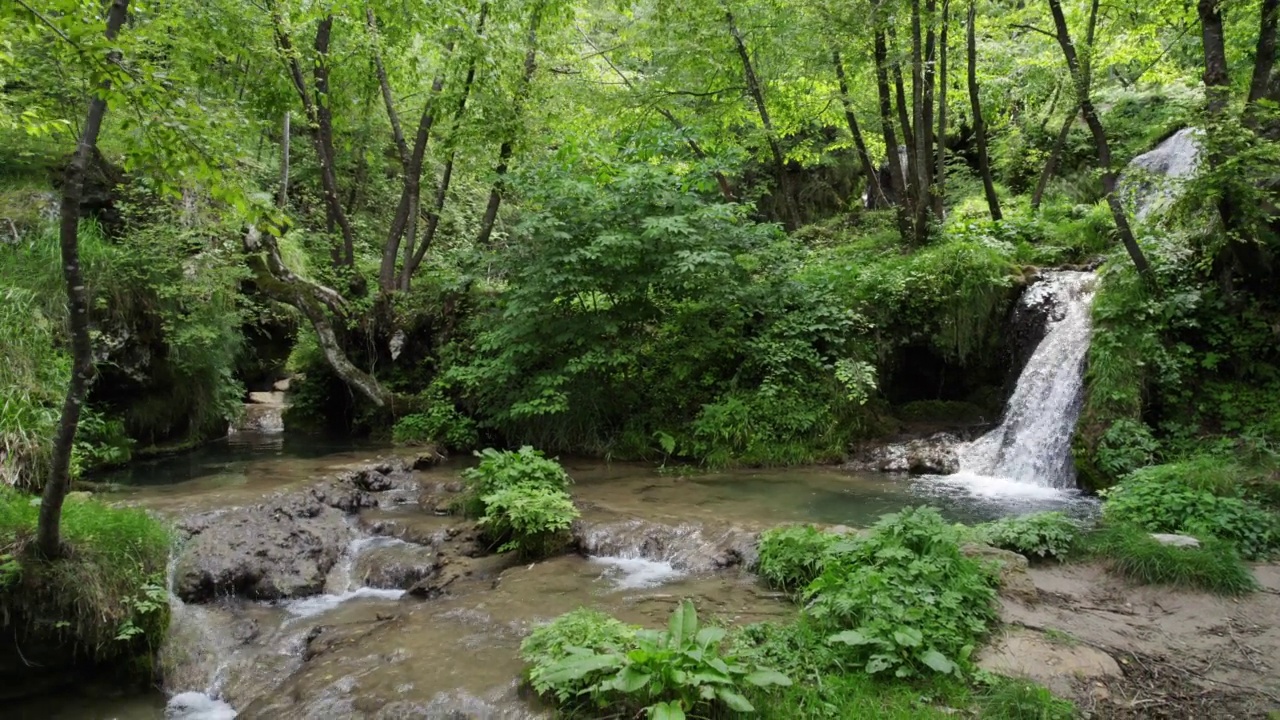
[1047,0,1152,279]
[834,50,887,208]
[1198,0,1231,116]
[1247,0,1278,108]
[1032,108,1076,211]
[403,3,489,288]
[912,0,936,242]
[874,17,916,241]
[967,0,1002,221]
[889,27,916,172]
[38,0,131,560]
[477,2,546,246]
[725,4,798,230]
[934,0,949,218]
[279,111,290,207]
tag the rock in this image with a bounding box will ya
[273,377,292,391]
[173,459,420,603]
[354,541,445,590]
[961,543,1038,603]
[845,433,960,475]
[573,518,761,572]
[248,391,286,405]
[977,628,1121,697]
[1150,533,1200,548]
[412,447,446,470]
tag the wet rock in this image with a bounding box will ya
[173,459,420,603]
[1121,127,1201,221]
[1150,533,1200,548]
[845,433,960,475]
[573,518,761,572]
[961,543,1038,604]
[353,542,445,590]
[412,446,446,469]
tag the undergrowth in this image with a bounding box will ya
[0,487,171,675]
[1084,524,1257,595]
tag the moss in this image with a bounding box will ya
[0,488,171,684]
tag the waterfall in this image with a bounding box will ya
[1121,127,1201,222]
[958,271,1097,488]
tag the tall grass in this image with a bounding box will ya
[1085,524,1257,595]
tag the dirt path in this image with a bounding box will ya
[981,562,1280,718]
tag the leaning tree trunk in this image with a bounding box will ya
[38,0,132,560]
[968,0,1002,221]
[1032,108,1076,211]
[834,50,887,208]
[934,0,950,218]
[1047,0,1152,280]
[873,18,915,241]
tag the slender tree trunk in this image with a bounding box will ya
[478,2,545,246]
[834,50,887,208]
[38,0,131,560]
[874,18,915,241]
[912,0,936,242]
[1032,108,1076,211]
[403,4,489,288]
[967,0,1002,221]
[889,27,916,173]
[1248,0,1278,109]
[276,15,356,268]
[279,111,290,208]
[725,5,798,230]
[1047,0,1152,279]
[935,0,949,217]
[1198,0,1231,116]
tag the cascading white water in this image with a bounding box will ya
[958,271,1097,489]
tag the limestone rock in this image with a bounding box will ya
[978,628,1121,697]
[961,543,1038,603]
[845,433,960,475]
[1150,533,1200,548]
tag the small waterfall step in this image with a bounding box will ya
[956,271,1097,489]
[229,378,291,435]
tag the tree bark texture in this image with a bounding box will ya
[834,50,887,208]
[968,0,1003,221]
[38,0,131,559]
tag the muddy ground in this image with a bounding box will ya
[981,562,1280,719]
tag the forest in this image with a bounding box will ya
[2,0,1280,716]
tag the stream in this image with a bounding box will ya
[12,432,1094,720]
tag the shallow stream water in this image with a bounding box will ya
[14,435,1094,720]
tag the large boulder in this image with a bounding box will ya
[173,459,418,603]
[961,543,1038,604]
[845,433,961,475]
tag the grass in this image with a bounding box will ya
[978,678,1077,720]
[1084,523,1257,595]
[752,672,975,719]
[0,487,171,671]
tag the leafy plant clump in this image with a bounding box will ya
[755,524,842,593]
[1102,461,1280,560]
[459,447,578,559]
[529,600,791,719]
[977,678,1077,720]
[973,512,1082,561]
[1085,524,1257,595]
[521,608,638,703]
[805,507,998,678]
[0,488,171,676]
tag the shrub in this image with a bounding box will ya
[479,484,579,559]
[391,385,480,450]
[1085,524,1257,595]
[973,512,1082,561]
[521,608,638,703]
[755,525,841,593]
[532,600,790,719]
[1103,462,1280,560]
[806,507,998,678]
[0,488,171,676]
[458,446,571,518]
[1094,419,1159,479]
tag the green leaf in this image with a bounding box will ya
[919,649,957,675]
[893,627,923,647]
[743,668,792,687]
[613,665,652,693]
[828,630,872,646]
[717,688,756,712]
[695,626,726,647]
[649,701,686,720]
[668,599,697,648]
[538,653,622,684]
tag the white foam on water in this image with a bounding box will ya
[589,555,684,590]
[166,691,238,720]
[932,471,1074,501]
[284,587,406,618]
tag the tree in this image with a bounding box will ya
[967,0,1001,221]
[35,0,131,559]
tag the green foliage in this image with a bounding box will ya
[459,447,577,559]
[521,608,638,703]
[972,512,1081,561]
[478,484,579,559]
[1084,524,1257,595]
[0,488,171,668]
[531,600,790,718]
[391,385,480,450]
[804,508,998,679]
[977,678,1076,720]
[1102,460,1280,561]
[755,525,841,593]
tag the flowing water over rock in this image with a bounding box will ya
[948,271,1097,493]
[17,443,1096,719]
[1121,127,1202,222]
